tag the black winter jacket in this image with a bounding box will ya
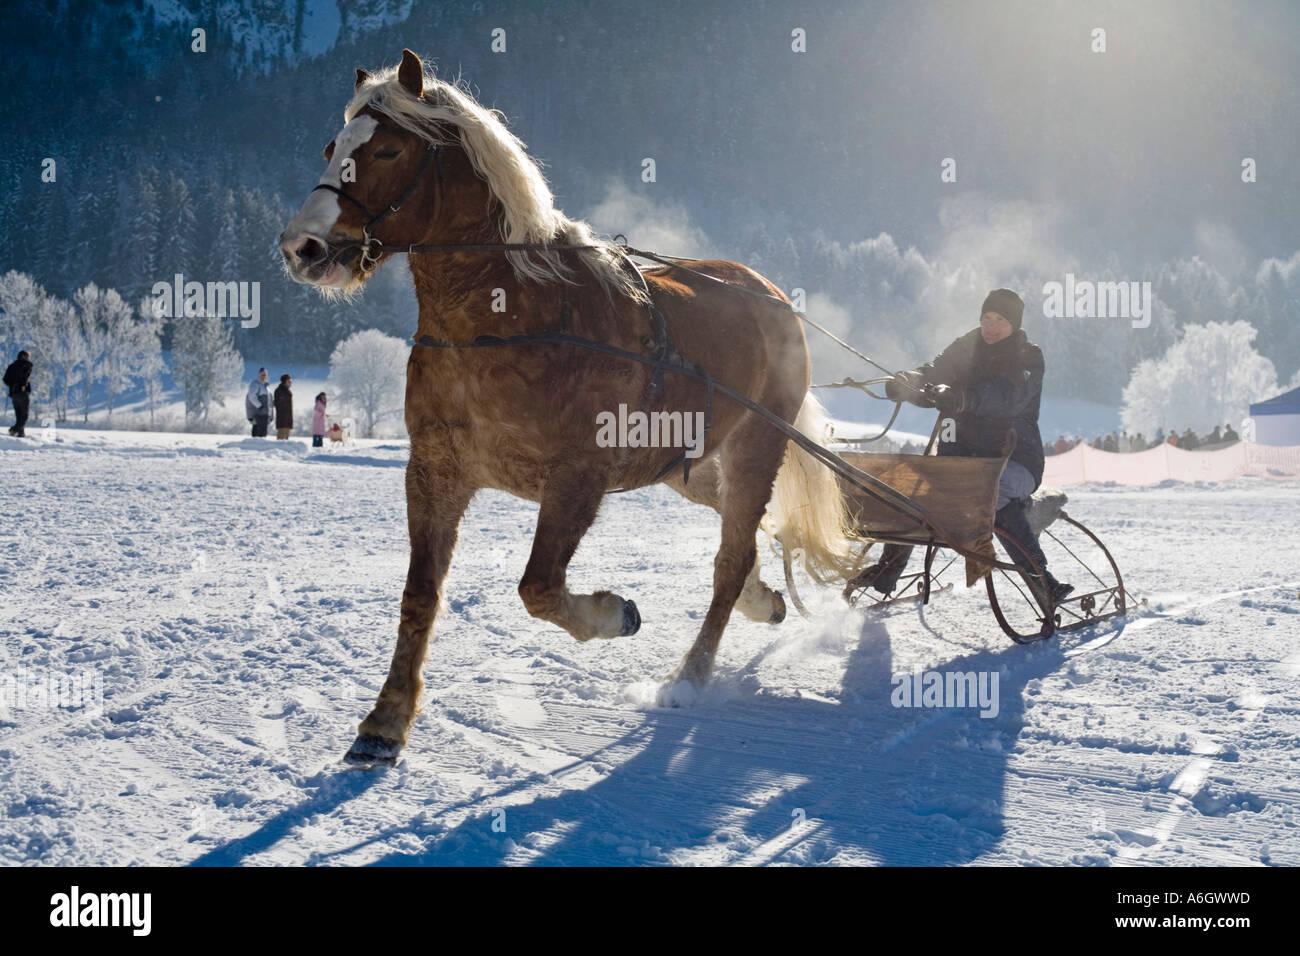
[3,358,32,395]
[910,328,1046,487]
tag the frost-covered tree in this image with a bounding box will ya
[28,293,81,422]
[72,284,109,423]
[1120,321,1278,436]
[135,297,168,428]
[95,287,137,420]
[171,314,243,424]
[326,329,409,438]
[0,270,45,361]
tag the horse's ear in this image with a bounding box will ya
[398,49,423,97]
[355,68,371,90]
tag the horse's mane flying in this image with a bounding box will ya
[345,65,648,304]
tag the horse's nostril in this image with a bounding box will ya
[283,234,327,268]
[297,236,327,266]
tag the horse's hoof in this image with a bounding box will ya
[655,676,700,708]
[769,590,787,624]
[343,733,402,765]
[620,599,641,636]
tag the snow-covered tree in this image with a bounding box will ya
[96,287,137,420]
[326,329,409,438]
[0,270,45,361]
[136,297,168,428]
[171,314,243,424]
[72,284,109,423]
[1120,321,1278,436]
[28,293,81,422]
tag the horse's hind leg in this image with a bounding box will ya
[346,459,473,764]
[664,455,785,624]
[518,468,641,641]
[667,419,788,690]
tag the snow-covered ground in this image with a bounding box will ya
[1,428,1297,866]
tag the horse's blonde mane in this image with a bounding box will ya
[345,64,647,303]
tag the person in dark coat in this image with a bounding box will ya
[4,350,33,438]
[246,368,271,437]
[273,373,293,440]
[850,288,1072,606]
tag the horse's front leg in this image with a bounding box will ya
[517,467,641,641]
[345,458,473,764]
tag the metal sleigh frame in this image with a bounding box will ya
[779,415,1136,644]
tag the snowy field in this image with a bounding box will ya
[1,428,1298,866]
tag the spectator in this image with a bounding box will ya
[1054,435,1069,455]
[1091,435,1103,450]
[1154,427,1165,446]
[4,349,32,438]
[1133,432,1146,451]
[1207,425,1222,445]
[1223,422,1239,443]
[274,373,294,440]
[1181,427,1199,450]
[1103,432,1118,453]
[312,392,328,448]
[1167,432,1179,447]
[246,368,271,437]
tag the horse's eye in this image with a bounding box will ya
[374,149,401,161]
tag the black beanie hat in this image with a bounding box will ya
[981,288,1024,331]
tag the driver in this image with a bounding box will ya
[851,288,1073,607]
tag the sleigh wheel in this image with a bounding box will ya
[1038,512,1129,633]
[986,510,1129,643]
[985,531,1057,644]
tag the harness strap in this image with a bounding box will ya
[409,327,1020,573]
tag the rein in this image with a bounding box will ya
[409,326,1017,572]
[305,158,1003,556]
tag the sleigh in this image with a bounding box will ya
[780,428,1133,643]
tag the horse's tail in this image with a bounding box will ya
[763,393,862,584]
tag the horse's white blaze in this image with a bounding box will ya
[284,115,379,239]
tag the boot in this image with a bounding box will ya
[844,543,914,599]
[995,498,1072,608]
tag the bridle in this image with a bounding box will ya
[309,143,442,274]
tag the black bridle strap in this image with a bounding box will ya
[310,144,440,247]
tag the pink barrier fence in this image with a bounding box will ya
[1042,442,1300,486]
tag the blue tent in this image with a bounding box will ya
[1249,386,1300,445]
[1249,385,1300,415]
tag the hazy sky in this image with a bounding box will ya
[743,0,1298,269]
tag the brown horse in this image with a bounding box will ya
[280,50,856,764]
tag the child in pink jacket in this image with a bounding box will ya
[312,393,328,447]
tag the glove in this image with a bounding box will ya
[885,370,925,403]
[929,384,967,415]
